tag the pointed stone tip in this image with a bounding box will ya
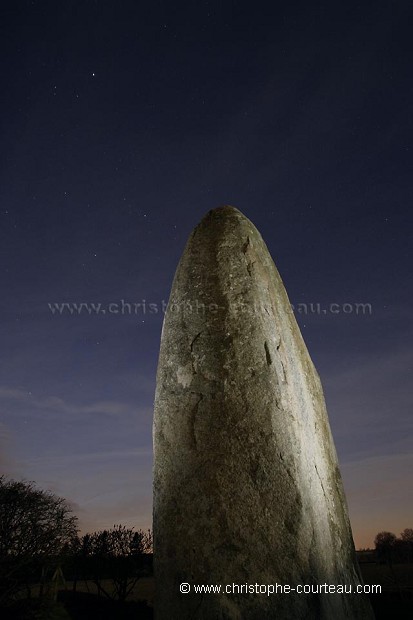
[200,205,250,226]
[207,204,243,217]
[192,205,256,240]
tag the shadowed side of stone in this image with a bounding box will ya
[153,205,374,619]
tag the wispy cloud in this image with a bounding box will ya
[0,385,135,418]
[28,448,152,466]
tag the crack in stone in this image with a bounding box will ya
[190,392,204,449]
[246,260,256,277]
[242,235,256,277]
[242,236,250,253]
[264,341,272,365]
[314,463,327,500]
[276,344,287,384]
[280,359,287,383]
[279,452,295,483]
[190,332,202,352]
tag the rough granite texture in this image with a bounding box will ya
[153,206,374,619]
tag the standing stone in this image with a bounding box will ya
[153,206,374,619]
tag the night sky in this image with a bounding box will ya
[1,0,412,549]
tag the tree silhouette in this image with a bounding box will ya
[400,528,413,543]
[400,528,413,563]
[0,475,78,603]
[70,525,152,602]
[374,531,397,565]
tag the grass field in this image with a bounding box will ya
[62,565,412,619]
[359,563,413,619]
[63,577,155,606]
[360,562,413,593]
[3,565,412,618]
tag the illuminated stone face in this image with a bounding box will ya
[153,206,374,619]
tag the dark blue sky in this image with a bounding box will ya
[0,0,412,547]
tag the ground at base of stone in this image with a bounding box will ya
[2,593,413,619]
[0,593,153,620]
[369,593,413,619]
[2,565,413,620]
